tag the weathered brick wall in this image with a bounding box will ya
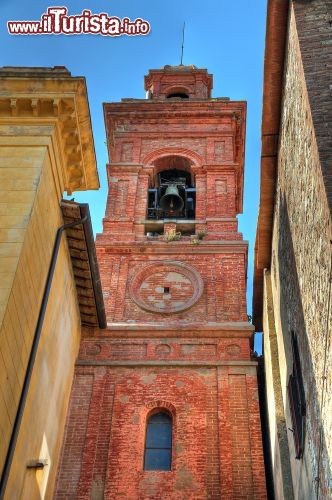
[55,353,266,499]
[206,172,236,217]
[266,4,332,498]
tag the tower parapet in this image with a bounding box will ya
[144,64,213,99]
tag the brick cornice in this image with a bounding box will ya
[82,322,254,337]
[95,241,249,254]
[104,101,245,113]
[76,360,258,367]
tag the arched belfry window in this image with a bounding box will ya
[165,87,190,99]
[147,156,196,220]
[144,411,172,471]
[167,92,189,99]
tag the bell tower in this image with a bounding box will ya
[55,65,267,499]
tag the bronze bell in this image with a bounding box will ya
[159,184,184,212]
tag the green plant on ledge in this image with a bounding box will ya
[191,231,207,245]
[164,229,181,242]
[197,231,207,240]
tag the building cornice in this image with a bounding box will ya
[0,66,99,194]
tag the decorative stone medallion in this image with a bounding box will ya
[129,261,204,313]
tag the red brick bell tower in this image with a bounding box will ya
[55,65,267,499]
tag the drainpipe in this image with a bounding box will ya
[0,215,87,499]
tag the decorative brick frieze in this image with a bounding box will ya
[78,338,250,363]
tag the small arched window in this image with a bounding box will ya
[144,411,172,471]
[166,92,189,99]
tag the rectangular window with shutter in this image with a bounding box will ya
[287,331,306,459]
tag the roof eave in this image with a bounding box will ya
[252,0,290,331]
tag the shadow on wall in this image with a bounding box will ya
[19,468,43,500]
[277,193,331,499]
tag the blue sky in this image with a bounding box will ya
[0,0,267,348]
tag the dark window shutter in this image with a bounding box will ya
[287,332,306,459]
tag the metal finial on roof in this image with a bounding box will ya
[180,22,185,66]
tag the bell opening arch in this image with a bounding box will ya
[146,154,197,221]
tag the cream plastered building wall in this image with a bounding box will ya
[0,67,99,499]
[263,6,332,500]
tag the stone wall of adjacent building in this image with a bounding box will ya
[264,4,332,498]
[292,0,332,213]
